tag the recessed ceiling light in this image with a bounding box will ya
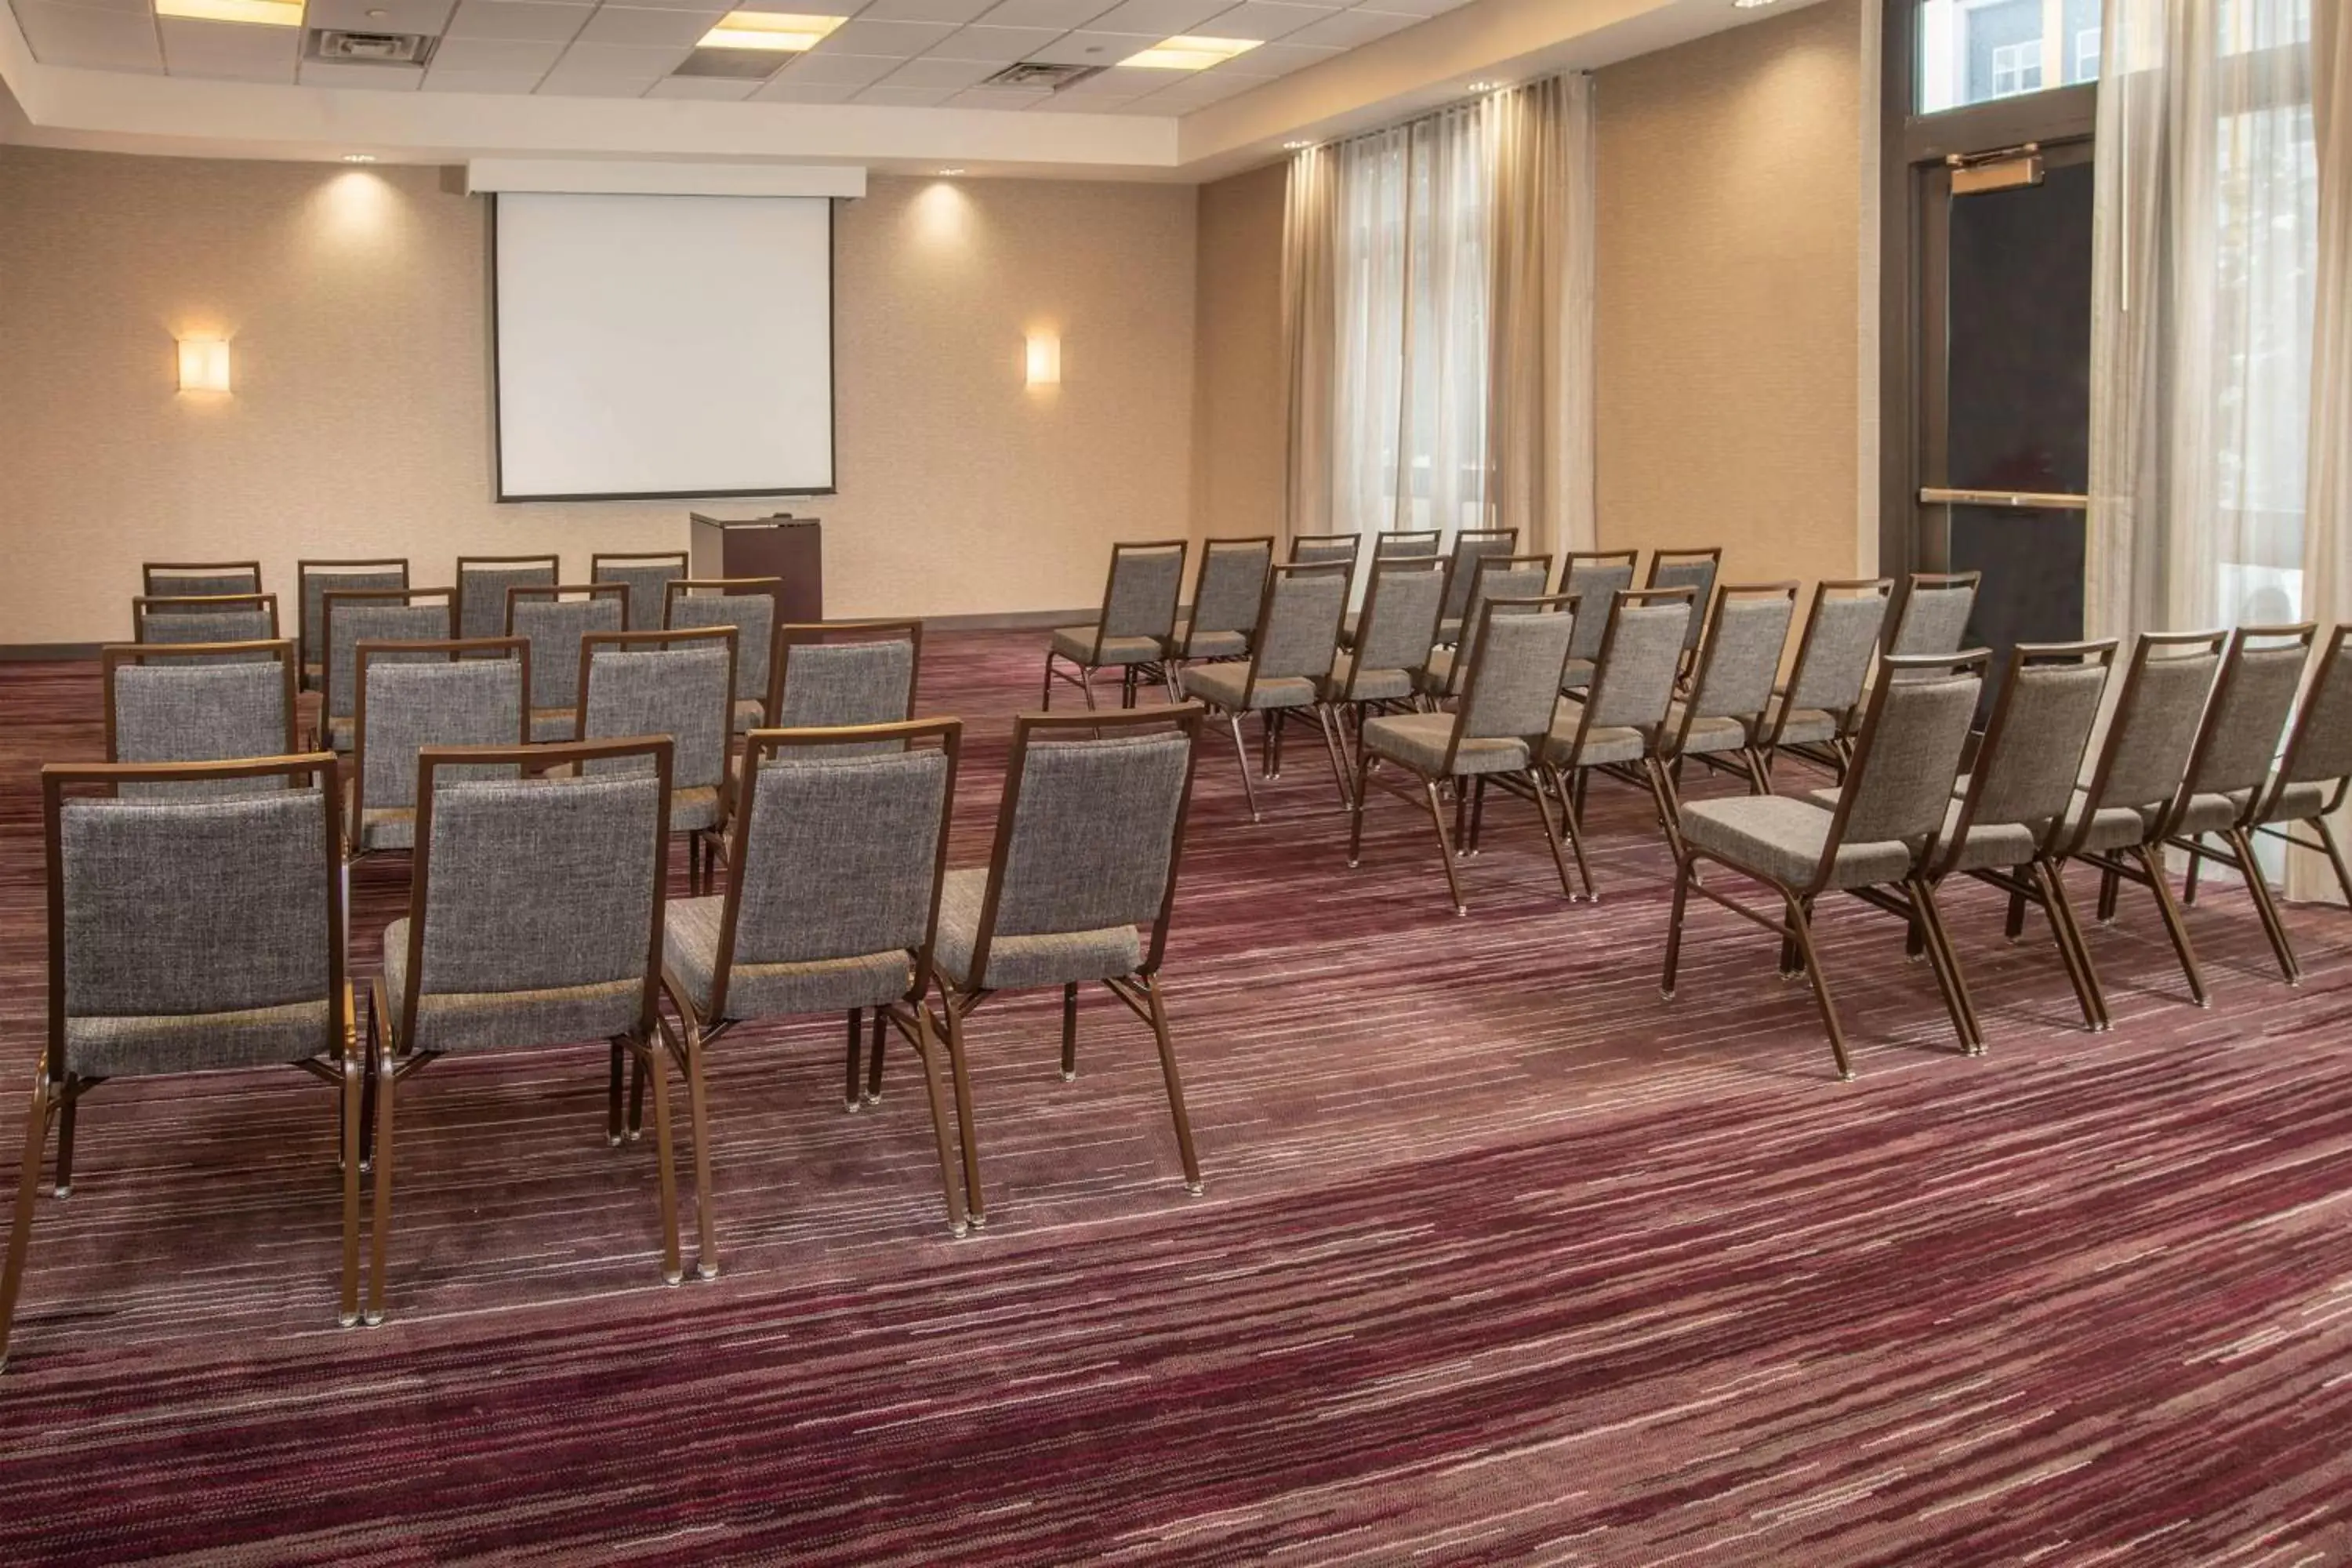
[1732,0,1780,7]
[1122,35,1261,71]
[154,0,304,26]
[1282,140,1312,151]
[342,153,377,163]
[696,11,847,52]
[938,168,965,176]
[1465,80,1498,93]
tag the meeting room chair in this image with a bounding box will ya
[660,719,970,1258]
[347,637,528,857]
[1337,530,1442,649]
[590,550,690,632]
[928,704,1209,1229]
[2158,623,2318,984]
[768,619,922,738]
[666,577,781,733]
[455,554,560,644]
[1415,554,1553,702]
[1166,535,1275,699]
[1433,528,1520,645]
[1664,652,1989,1080]
[2,753,358,1372]
[1555,550,1639,693]
[134,592,279,651]
[366,735,695,1322]
[298,557,410,690]
[142,560,262,601]
[1350,595,1581,915]
[1288,533,1363,573]
[321,588,456,753]
[1044,540,1189,711]
[1662,583,1799,797]
[1539,586,1695,896]
[1181,561,1350,820]
[580,626,738,892]
[1761,579,1894,781]
[1842,571,1986,742]
[506,583,628,741]
[1323,554,1448,778]
[1643,547,1723,670]
[103,640,301,793]
[2227,622,2352,946]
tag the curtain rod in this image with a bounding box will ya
[1302,69,1587,156]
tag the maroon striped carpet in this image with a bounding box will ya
[2,632,2350,1565]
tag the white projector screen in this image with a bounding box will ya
[492,191,835,501]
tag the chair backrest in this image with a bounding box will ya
[1782,579,1895,717]
[1940,641,2116,871]
[1889,572,1981,658]
[580,627,736,793]
[1644,549,1722,652]
[1439,528,1519,624]
[45,754,344,1077]
[1450,595,1577,757]
[1576,587,1694,735]
[965,706,1204,986]
[1827,652,1988,858]
[1348,557,1448,687]
[1373,530,1442,560]
[1185,537,1275,652]
[1094,541,1188,647]
[2270,623,2352,804]
[324,589,456,720]
[1682,583,1798,725]
[506,583,629,713]
[299,558,410,669]
[590,551,689,631]
[456,555,560,642]
[135,593,279,653]
[1558,552,1639,662]
[2176,623,2316,818]
[767,619,921,741]
[1242,564,1348,696]
[1288,533,1363,572]
[102,641,300,798]
[1447,554,1553,691]
[710,720,961,1018]
[666,578,780,706]
[143,561,262,602]
[353,639,528,821]
[397,737,671,1050]
[2074,630,2228,833]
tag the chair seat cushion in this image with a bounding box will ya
[1664,704,1749,757]
[1363,711,1529,777]
[529,708,576,742]
[2061,794,2149,854]
[1323,652,1415,704]
[64,1000,334,1079]
[672,785,723,833]
[1682,794,1915,890]
[1765,694,1838,746]
[931,868,1141,992]
[1808,786,2043,874]
[663,895,910,1021]
[358,805,415,851]
[1559,659,1595,693]
[2260,779,2331,824]
[1175,622,1249,660]
[1414,648,1458,697]
[1542,712,1646,768]
[1052,626,1163,666]
[1181,663,1319,711]
[383,916,645,1054]
[2170,791,2240,837]
[733,697,767,735]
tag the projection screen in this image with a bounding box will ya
[492,191,835,502]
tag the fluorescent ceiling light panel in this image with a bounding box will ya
[1120,35,1261,70]
[697,12,847,51]
[155,0,305,24]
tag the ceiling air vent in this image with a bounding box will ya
[308,30,437,66]
[982,62,1105,91]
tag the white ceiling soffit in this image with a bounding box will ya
[0,0,1821,180]
[466,158,867,196]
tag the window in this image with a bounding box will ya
[2073,27,2100,84]
[1917,0,2100,114]
[1990,41,2045,98]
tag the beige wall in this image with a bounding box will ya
[1593,0,1865,590]
[1190,160,1287,546]
[0,149,1197,644]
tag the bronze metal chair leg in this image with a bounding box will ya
[0,1069,58,1373]
[667,1017,719,1279]
[864,1008,886,1106]
[1642,756,1686,866]
[1530,768,1581,904]
[1226,713,1261,822]
[937,991,986,1229]
[1661,855,1692,998]
[1061,982,1080,1081]
[1423,777,1468,916]
[1466,775,1488,857]
[50,1095,76,1200]
[2183,835,2205,906]
[1346,743,1373,868]
[843,1008,865,1112]
[907,1005,969,1236]
[2226,826,2301,985]
[1139,975,1203,1195]
[2097,862,2121,924]
[2134,844,2209,1007]
[2034,860,2109,1031]
[626,1051,648,1142]
[636,1031,685,1286]
[1547,766,1596,902]
[1080,666,1098,711]
[1316,706,1353,808]
[1910,879,1984,1054]
[365,1030,397,1327]
[1781,894,1854,1080]
[1040,654,1056,711]
[339,1046,362,1327]
[607,1040,626,1145]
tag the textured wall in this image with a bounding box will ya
[1190,159,1288,546]
[1593,0,1866,590]
[0,150,1198,644]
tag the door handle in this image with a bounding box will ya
[1918,487,2089,511]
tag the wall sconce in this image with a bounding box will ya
[177,337,231,394]
[1025,331,1061,389]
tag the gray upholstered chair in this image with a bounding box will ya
[666,576,781,734]
[1663,583,1799,796]
[298,557,409,690]
[143,560,262,601]
[1761,578,1894,780]
[455,554,560,644]
[580,625,738,890]
[1664,652,1989,1080]
[767,619,922,739]
[2,753,358,1372]
[1336,529,1443,650]
[1323,555,1448,777]
[103,640,300,796]
[1414,554,1554,701]
[590,550,689,632]
[1889,572,1982,659]
[347,637,528,857]
[1643,546,1722,666]
[366,735,694,1320]
[1432,528,1520,645]
[1181,562,1351,819]
[506,583,629,741]
[2163,623,2318,983]
[1350,595,1581,914]
[1288,532,1363,573]
[2046,630,2229,1008]
[1541,586,1695,896]
[321,587,455,753]
[134,592,279,652]
[1555,550,1639,692]
[1044,540,1189,710]
[2235,622,2352,924]
[662,719,968,1252]
[1167,535,1274,696]
[930,704,1208,1227]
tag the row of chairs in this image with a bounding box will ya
[0,705,1215,1372]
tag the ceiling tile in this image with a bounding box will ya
[770,49,900,84]
[921,24,1061,62]
[429,34,567,68]
[305,0,456,31]
[1193,2,1332,42]
[157,17,301,80]
[971,0,1114,29]
[1083,0,1224,38]
[747,75,859,100]
[875,53,996,88]
[1131,65,1254,103]
[579,0,742,9]
[1102,96,1175,114]
[1028,62,1153,97]
[420,65,549,89]
[442,2,594,42]
[576,5,723,44]
[533,71,659,94]
[943,83,1048,107]
[22,0,152,15]
[13,1,162,71]
[1022,27,1152,65]
[856,0,995,23]
[543,38,694,71]
[298,60,427,89]
[1348,0,1465,14]
[1279,5,1411,48]
[645,72,763,96]
[1214,37,1335,73]
[813,17,957,53]
[853,82,955,104]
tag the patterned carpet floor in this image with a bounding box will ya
[2,631,2350,1564]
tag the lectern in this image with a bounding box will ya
[688,514,823,622]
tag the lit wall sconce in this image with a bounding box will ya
[177,337,231,394]
[1025,331,1061,388]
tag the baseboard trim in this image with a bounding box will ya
[918,609,1088,631]
[0,644,102,662]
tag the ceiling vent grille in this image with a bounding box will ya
[982,62,1105,90]
[308,30,437,66]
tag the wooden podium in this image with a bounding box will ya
[688,514,823,622]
